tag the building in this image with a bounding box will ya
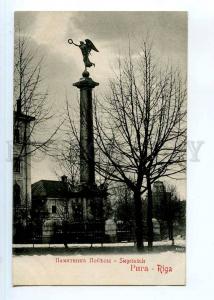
[31,176,107,243]
[13,102,35,242]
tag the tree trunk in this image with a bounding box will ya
[167,219,174,246]
[146,175,153,250]
[63,221,69,248]
[133,189,144,251]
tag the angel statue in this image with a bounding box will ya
[68,38,99,70]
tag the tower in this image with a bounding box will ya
[13,99,35,228]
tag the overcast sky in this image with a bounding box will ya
[15,11,187,199]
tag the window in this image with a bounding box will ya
[13,183,21,206]
[52,205,57,213]
[14,128,20,143]
[13,157,21,173]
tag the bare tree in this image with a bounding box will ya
[164,184,185,245]
[55,196,71,249]
[93,42,186,250]
[54,136,80,187]
[13,30,63,236]
[14,30,61,161]
[111,184,135,224]
[55,98,112,187]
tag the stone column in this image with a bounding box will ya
[73,71,99,185]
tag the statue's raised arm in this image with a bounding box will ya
[68,38,99,70]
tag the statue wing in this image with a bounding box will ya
[85,39,99,52]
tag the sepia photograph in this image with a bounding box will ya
[12,11,187,285]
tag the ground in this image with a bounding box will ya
[13,239,185,255]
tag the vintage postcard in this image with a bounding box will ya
[13,11,187,285]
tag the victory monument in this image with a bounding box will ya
[69,39,99,185]
[68,39,107,239]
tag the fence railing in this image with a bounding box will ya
[13,221,136,244]
[13,220,184,245]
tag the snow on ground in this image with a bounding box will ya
[13,238,185,249]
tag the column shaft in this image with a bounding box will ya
[80,88,95,184]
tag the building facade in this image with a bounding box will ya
[13,107,35,242]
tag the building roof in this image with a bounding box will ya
[32,180,68,198]
[32,179,108,199]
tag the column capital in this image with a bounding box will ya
[73,71,99,90]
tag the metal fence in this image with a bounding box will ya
[13,221,136,244]
[13,220,184,245]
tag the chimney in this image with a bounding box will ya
[61,175,68,183]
